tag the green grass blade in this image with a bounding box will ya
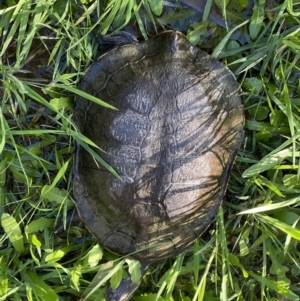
[239,195,300,214]
[26,270,59,301]
[1,213,24,253]
[192,247,216,301]
[83,260,125,300]
[55,84,118,110]
[258,215,300,241]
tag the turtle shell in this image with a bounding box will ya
[74,30,244,261]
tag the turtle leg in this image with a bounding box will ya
[106,261,150,301]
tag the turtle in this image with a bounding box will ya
[73,30,244,300]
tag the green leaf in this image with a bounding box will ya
[259,215,300,241]
[74,136,120,179]
[239,239,249,256]
[41,159,70,196]
[254,130,272,142]
[273,211,300,226]
[236,0,248,8]
[83,260,124,300]
[110,265,123,289]
[41,185,72,205]
[256,175,285,197]
[25,217,54,234]
[193,248,216,301]
[0,257,8,296]
[228,252,239,265]
[270,109,288,127]
[45,244,77,263]
[126,258,141,284]
[28,234,42,248]
[267,241,289,280]
[248,270,299,300]
[55,84,117,110]
[147,0,162,15]
[250,106,269,121]
[49,97,72,110]
[27,270,59,301]
[245,120,289,133]
[286,0,300,17]
[71,264,82,291]
[85,244,103,268]
[249,4,264,39]
[242,156,279,178]
[242,149,299,178]
[243,77,263,94]
[0,157,7,217]
[228,253,249,278]
[0,158,7,189]
[156,254,184,300]
[8,166,32,185]
[1,213,24,253]
[249,105,269,121]
[212,20,249,58]
[0,287,19,300]
[239,195,300,214]
[283,174,300,189]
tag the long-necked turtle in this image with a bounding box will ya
[74,30,244,300]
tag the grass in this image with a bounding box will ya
[1,0,300,300]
